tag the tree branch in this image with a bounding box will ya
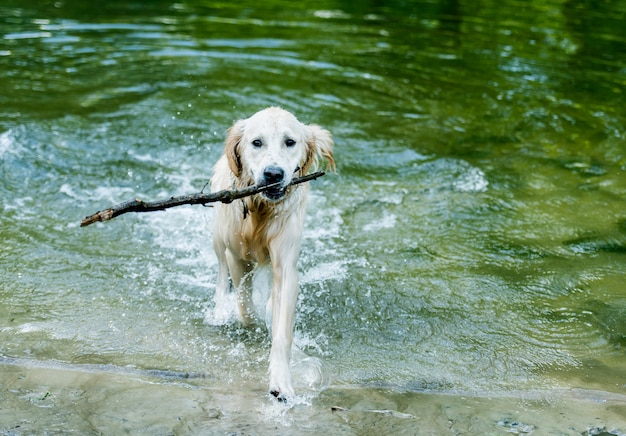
[80,171,326,227]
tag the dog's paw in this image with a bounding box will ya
[269,372,295,402]
[269,384,295,403]
[269,360,295,402]
[270,389,288,402]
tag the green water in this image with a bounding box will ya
[1,0,626,433]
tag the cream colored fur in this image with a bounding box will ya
[211,107,334,400]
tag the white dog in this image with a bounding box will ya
[211,107,334,401]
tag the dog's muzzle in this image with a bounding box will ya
[260,166,287,200]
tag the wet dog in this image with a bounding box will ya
[211,107,334,401]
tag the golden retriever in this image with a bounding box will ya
[211,107,334,401]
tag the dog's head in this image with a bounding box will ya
[225,107,335,202]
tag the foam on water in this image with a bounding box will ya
[362,211,397,232]
[453,164,489,193]
[0,129,20,158]
[301,260,347,285]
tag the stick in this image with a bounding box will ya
[80,171,326,227]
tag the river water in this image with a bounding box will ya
[1,0,625,434]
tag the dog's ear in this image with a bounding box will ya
[225,120,245,177]
[304,124,335,174]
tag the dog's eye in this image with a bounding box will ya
[285,138,296,147]
[252,139,263,148]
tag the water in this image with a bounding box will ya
[1,0,626,433]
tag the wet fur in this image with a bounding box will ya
[210,107,334,400]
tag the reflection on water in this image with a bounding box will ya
[1,0,626,433]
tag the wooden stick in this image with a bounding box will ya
[80,171,326,227]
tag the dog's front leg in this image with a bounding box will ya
[226,251,255,326]
[212,239,232,325]
[268,255,299,401]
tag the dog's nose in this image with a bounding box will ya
[263,166,285,184]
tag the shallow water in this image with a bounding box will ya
[1,0,626,434]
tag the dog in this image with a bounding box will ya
[210,107,334,401]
